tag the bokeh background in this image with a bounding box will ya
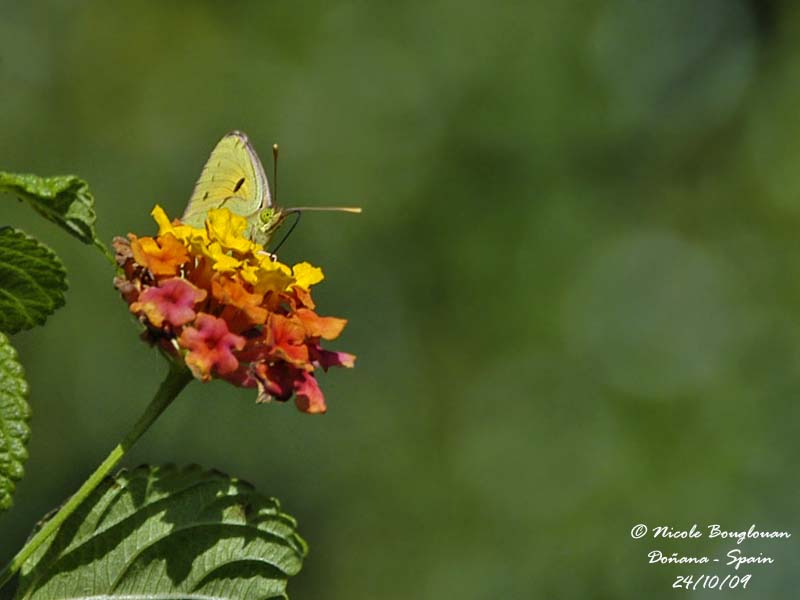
[2,1,799,597]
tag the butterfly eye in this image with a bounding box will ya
[259,208,275,224]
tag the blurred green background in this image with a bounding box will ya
[2,1,800,597]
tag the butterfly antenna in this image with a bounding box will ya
[284,206,362,214]
[272,143,279,204]
[270,211,302,254]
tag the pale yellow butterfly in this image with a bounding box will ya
[182,131,360,247]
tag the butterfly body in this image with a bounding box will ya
[182,131,359,248]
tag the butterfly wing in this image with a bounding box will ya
[182,131,271,228]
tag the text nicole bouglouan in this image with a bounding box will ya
[629,523,790,591]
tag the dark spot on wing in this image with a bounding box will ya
[233,177,245,193]
[203,192,209,200]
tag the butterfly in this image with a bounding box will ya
[182,131,360,247]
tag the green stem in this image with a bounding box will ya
[0,361,193,589]
[96,238,117,267]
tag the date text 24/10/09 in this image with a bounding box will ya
[672,574,751,591]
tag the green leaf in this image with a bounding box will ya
[0,172,106,253]
[0,332,31,512]
[16,465,308,600]
[0,228,67,335]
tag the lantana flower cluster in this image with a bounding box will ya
[114,205,355,413]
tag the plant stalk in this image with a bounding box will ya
[0,361,193,589]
